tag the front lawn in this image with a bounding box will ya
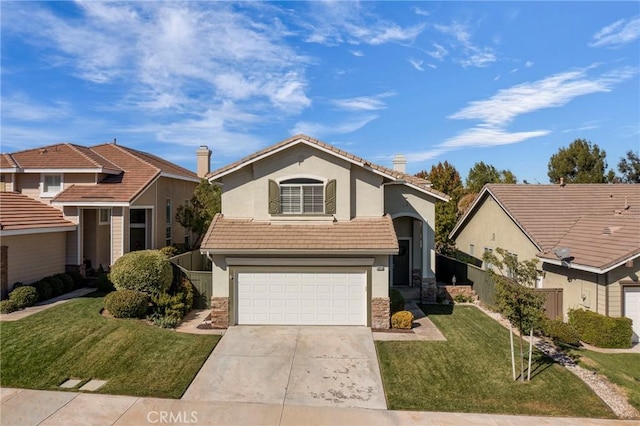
[569,349,640,412]
[0,293,219,399]
[376,304,615,418]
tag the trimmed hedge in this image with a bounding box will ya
[49,276,64,298]
[390,288,405,313]
[541,318,581,347]
[9,286,39,309]
[391,310,414,329]
[55,273,74,293]
[33,280,52,302]
[569,308,633,349]
[110,250,172,295]
[97,274,115,293]
[0,300,18,314]
[104,290,150,318]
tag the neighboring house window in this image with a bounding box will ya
[0,174,6,192]
[130,209,147,251]
[269,178,336,215]
[42,174,62,196]
[166,199,172,246]
[483,247,493,270]
[99,209,111,225]
[469,244,474,256]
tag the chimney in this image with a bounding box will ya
[196,146,211,178]
[393,154,406,173]
[560,177,565,187]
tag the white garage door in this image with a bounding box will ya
[624,287,640,343]
[237,271,366,325]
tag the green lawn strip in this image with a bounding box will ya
[376,305,615,418]
[569,349,640,412]
[0,294,219,399]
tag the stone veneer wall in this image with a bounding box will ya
[210,297,229,328]
[371,297,390,329]
[439,285,476,302]
[423,277,437,303]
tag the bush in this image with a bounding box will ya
[55,273,74,293]
[541,318,581,347]
[104,290,149,318]
[391,310,414,329]
[569,309,633,349]
[68,270,85,289]
[97,274,115,293]
[158,246,178,258]
[9,286,39,309]
[148,313,180,329]
[454,294,474,303]
[390,288,405,313]
[110,250,172,295]
[33,279,52,302]
[0,300,18,314]
[48,276,64,297]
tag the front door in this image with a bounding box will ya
[393,239,411,286]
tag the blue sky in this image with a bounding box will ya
[2,1,639,184]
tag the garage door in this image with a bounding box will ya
[237,271,366,325]
[624,287,640,343]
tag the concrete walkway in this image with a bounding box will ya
[182,326,387,410]
[1,387,636,426]
[0,287,97,322]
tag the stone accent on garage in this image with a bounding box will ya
[371,297,390,329]
[211,297,229,328]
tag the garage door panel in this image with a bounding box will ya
[237,271,366,325]
[624,287,640,343]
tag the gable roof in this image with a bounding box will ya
[207,134,449,202]
[201,213,399,255]
[0,192,76,236]
[5,143,121,173]
[450,184,640,273]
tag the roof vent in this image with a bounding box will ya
[39,148,47,154]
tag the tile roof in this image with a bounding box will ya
[201,214,399,254]
[207,134,449,201]
[1,154,18,169]
[453,183,640,271]
[6,143,121,171]
[0,192,76,232]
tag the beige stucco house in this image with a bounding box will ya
[450,183,640,341]
[200,134,449,329]
[0,142,200,292]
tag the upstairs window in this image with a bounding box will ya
[268,178,336,215]
[42,174,62,196]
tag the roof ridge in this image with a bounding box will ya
[2,153,20,168]
[66,143,104,169]
[109,143,160,173]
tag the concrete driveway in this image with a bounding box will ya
[182,326,387,410]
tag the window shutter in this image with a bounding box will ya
[268,179,281,214]
[325,179,336,214]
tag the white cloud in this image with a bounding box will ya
[425,43,448,61]
[509,68,519,74]
[409,58,424,71]
[1,94,70,121]
[434,21,497,68]
[291,115,379,138]
[413,7,431,17]
[525,60,534,68]
[351,50,364,57]
[331,92,395,111]
[590,16,640,48]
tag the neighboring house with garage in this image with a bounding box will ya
[0,192,76,297]
[200,134,449,329]
[450,183,640,342]
[0,142,201,288]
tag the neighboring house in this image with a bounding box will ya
[200,134,449,329]
[450,183,640,341]
[0,142,202,291]
[0,192,76,297]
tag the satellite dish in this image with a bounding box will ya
[553,247,572,260]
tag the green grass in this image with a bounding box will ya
[0,293,220,399]
[376,304,615,418]
[569,349,640,412]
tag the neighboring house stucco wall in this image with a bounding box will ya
[15,174,40,202]
[3,232,68,289]
[352,166,383,217]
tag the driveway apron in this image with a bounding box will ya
[182,326,387,410]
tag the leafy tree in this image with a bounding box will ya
[617,150,640,183]
[416,162,465,253]
[175,179,221,247]
[547,139,607,183]
[466,161,517,193]
[483,248,545,382]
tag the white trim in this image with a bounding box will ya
[275,174,328,184]
[160,172,200,183]
[0,226,76,236]
[541,252,640,275]
[225,257,375,266]
[0,167,21,173]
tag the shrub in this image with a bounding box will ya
[67,270,85,289]
[569,309,633,349]
[48,276,64,297]
[148,313,180,329]
[391,310,414,329]
[104,290,149,318]
[9,286,39,309]
[55,273,74,293]
[390,288,405,313]
[109,250,172,295]
[158,246,178,258]
[541,318,581,347]
[454,294,474,303]
[97,274,115,293]
[33,279,52,302]
[0,300,18,314]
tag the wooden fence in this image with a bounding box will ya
[170,251,212,309]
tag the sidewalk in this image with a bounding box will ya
[0,287,97,322]
[1,388,636,426]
